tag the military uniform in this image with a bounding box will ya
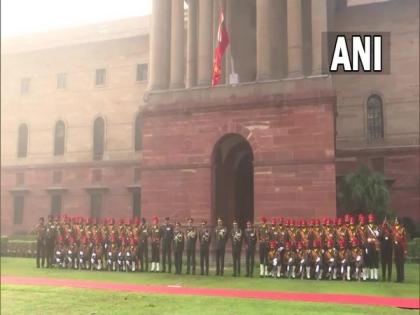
[365,214,380,280]
[257,218,269,277]
[244,222,257,277]
[392,219,406,282]
[231,222,243,277]
[173,224,184,274]
[185,219,197,275]
[138,220,150,271]
[161,219,174,273]
[150,218,162,272]
[34,218,46,268]
[199,221,211,275]
[45,217,57,268]
[214,219,228,276]
[379,219,393,281]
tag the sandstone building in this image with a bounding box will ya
[1,0,418,234]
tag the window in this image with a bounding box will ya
[133,190,141,218]
[20,78,30,94]
[301,1,312,76]
[16,172,25,186]
[90,194,102,219]
[57,73,67,89]
[136,64,148,81]
[51,195,62,216]
[13,195,24,225]
[17,124,28,158]
[95,68,106,86]
[54,120,65,156]
[134,114,143,151]
[93,117,105,160]
[367,94,384,143]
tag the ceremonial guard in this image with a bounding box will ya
[257,217,270,277]
[199,220,211,275]
[185,218,197,275]
[244,220,257,277]
[231,220,243,277]
[161,217,174,273]
[173,222,184,274]
[45,215,57,268]
[34,217,46,268]
[392,218,407,282]
[214,218,228,276]
[379,217,393,281]
[365,213,380,281]
[150,216,161,272]
[138,217,150,271]
[356,214,368,280]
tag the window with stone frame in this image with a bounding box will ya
[13,195,24,225]
[136,64,148,81]
[132,190,141,218]
[54,120,65,156]
[134,114,143,151]
[20,78,30,94]
[90,193,102,219]
[56,73,67,89]
[95,68,106,86]
[367,94,384,143]
[17,124,28,158]
[93,117,105,160]
[51,194,62,217]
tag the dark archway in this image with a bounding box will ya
[211,134,254,229]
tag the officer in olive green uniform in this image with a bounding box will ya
[34,217,46,268]
[215,218,228,276]
[199,220,211,275]
[244,220,257,277]
[173,222,184,274]
[161,217,174,273]
[231,220,243,277]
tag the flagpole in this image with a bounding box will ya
[224,0,231,85]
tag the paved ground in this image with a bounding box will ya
[2,275,419,309]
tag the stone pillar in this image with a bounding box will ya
[256,0,272,81]
[311,0,328,75]
[197,0,213,86]
[149,0,171,91]
[287,0,303,77]
[187,0,198,88]
[170,0,185,89]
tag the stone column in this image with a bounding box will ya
[187,0,198,88]
[170,0,185,89]
[287,0,303,77]
[311,0,328,75]
[197,0,213,86]
[149,0,171,91]
[256,0,272,81]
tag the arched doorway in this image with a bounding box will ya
[211,134,254,229]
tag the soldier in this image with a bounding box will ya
[257,216,269,277]
[199,220,211,275]
[150,216,162,272]
[138,217,150,272]
[173,222,184,274]
[214,217,228,276]
[356,214,368,280]
[231,220,243,277]
[379,217,393,281]
[185,217,197,275]
[161,217,174,273]
[34,217,46,268]
[45,215,57,268]
[392,217,407,283]
[365,213,380,281]
[244,220,257,277]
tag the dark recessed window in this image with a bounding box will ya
[133,189,141,218]
[136,64,148,81]
[20,78,30,95]
[95,68,106,86]
[367,94,384,143]
[13,195,24,225]
[57,73,67,89]
[54,120,65,156]
[93,117,105,160]
[134,114,143,151]
[17,124,28,158]
[51,194,62,217]
[90,194,102,219]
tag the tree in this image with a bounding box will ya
[338,165,391,220]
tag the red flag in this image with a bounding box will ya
[212,8,230,86]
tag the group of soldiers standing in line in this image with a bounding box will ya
[33,213,408,282]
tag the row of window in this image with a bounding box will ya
[17,114,143,159]
[20,64,148,94]
[12,191,141,225]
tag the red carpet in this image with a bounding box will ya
[2,275,419,309]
